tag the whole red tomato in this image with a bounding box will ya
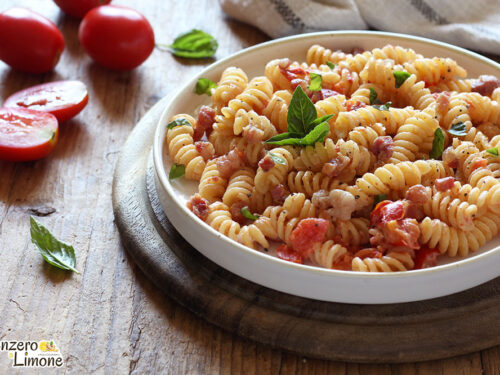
[78,5,154,71]
[0,8,65,73]
[53,0,112,19]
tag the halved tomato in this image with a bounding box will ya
[0,108,58,162]
[4,81,88,123]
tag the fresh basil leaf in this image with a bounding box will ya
[241,206,259,221]
[373,194,387,206]
[486,147,499,156]
[268,152,287,165]
[326,61,336,70]
[308,73,322,92]
[265,132,303,143]
[264,137,303,146]
[308,114,334,129]
[448,121,467,136]
[369,87,381,105]
[167,118,191,129]
[299,122,330,146]
[287,86,317,136]
[168,29,218,58]
[169,163,185,179]
[430,128,445,159]
[372,101,392,111]
[394,71,411,88]
[195,78,217,96]
[30,216,79,273]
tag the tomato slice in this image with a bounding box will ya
[0,108,58,162]
[4,81,88,123]
[414,248,441,270]
[276,244,303,264]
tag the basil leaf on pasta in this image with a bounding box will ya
[372,101,391,111]
[430,128,445,159]
[448,122,467,136]
[168,29,218,58]
[241,206,259,221]
[287,86,316,135]
[373,194,387,206]
[299,122,330,146]
[167,118,191,129]
[308,73,322,92]
[326,61,336,70]
[265,132,303,144]
[195,78,217,96]
[169,163,185,179]
[393,71,411,88]
[268,152,287,165]
[487,147,499,156]
[369,87,381,105]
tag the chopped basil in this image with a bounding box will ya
[394,71,411,88]
[369,87,381,105]
[308,73,322,92]
[486,147,499,156]
[268,152,287,165]
[372,101,392,111]
[167,29,218,58]
[30,216,79,273]
[373,194,387,206]
[241,206,259,221]
[169,163,185,179]
[448,121,467,136]
[167,118,191,129]
[430,128,445,159]
[195,78,217,96]
[326,61,336,70]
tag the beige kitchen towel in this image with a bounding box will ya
[220,0,500,54]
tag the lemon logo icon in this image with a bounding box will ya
[39,341,48,352]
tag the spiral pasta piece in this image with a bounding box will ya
[330,218,370,246]
[287,170,344,197]
[239,216,277,249]
[312,241,349,269]
[199,160,228,203]
[233,108,277,139]
[306,44,349,66]
[221,76,273,119]
[222,167,255,208]
[254,148,294,193]
[206,202,241,242]
[263,90,291,133]
[352,254,410,272]
[402,57,466,86]
[212,67,248,113]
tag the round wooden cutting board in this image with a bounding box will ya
[112,97,500,363]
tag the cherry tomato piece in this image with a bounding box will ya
[0,108,58,162]
[78,5,154,70]
[414,248,440,269]
[370,200,405,226]
[0,8,65,73]
[4,81,89,123]
[53,0,112,19]
[289,218,329,257]
[276,244,303,264]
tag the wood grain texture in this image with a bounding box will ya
[0,0,498,373]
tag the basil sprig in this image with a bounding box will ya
[30,216,79,273]
[394,71,411,88]
[167,118,191,129]
[166,29,218,58]
[308,73,322,91]
[169,163,185,179]
[448,122,467,136]
[195,78,217,96]
[430,128,445,159]
[241,206,259,221]
[265,86,333,147]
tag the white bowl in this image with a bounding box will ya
[153,31,500,304]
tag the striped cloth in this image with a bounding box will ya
[219,0,500,54]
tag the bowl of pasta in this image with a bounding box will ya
[153,31,500,303]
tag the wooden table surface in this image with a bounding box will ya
[0,0,498,373]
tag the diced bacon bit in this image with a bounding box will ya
[308,89,342,104]
[344,99,366,112]
[320,89,340,99]
[404,201,424,221]
[434,177,455,192]
[435,91,451,116]
[187,194,209,221]
[382,218,421,249]
[195,141,215,161]
[471,75,500,96]
[280,65,307,82]
[229,201,247,224]
[216,148,246,179]
[242,125,264,144]
[405,185,431,204]
[354,248,383,259]
[350,47,364,55]
[258,154,275,172]
[312,189,330,210]
[289,218,329,257]
[276,244,303,264]
[371,136,394,161]
[321,154,351,177]
[442,147,459,169]
[328,189,356,221]
[271,184,289,205]
[471,158,488,173]
[194,105,216,141]
[290,78,307,91]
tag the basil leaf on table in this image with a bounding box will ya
[448,121,467,136]
[30,216,79,273]
[169,163,185,179]
[287,86,317,135]
[393,71,411,88]
[195,78,217,96]
[308,73,322,92]
[167,29,218,58]
[430,128,445,159]
[167,118,191,129]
